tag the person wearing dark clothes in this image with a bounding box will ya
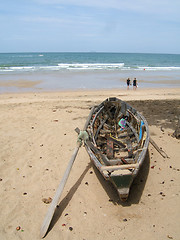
[126,78,131,90]
[133,78,137,90]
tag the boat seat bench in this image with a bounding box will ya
[101,163,139,171]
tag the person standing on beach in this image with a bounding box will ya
[133,78,137,90]
[126,78,131,90]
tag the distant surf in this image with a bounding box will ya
[0,52,180,92]
[1,52,180,73]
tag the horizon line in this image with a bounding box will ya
[0,51,180,55]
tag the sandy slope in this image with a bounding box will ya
[0,88,180,240]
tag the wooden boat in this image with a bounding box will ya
[40,97,150,238]
[83,97,150,201]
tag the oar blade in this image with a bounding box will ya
[40,146,80,238]
[40,201,57,238]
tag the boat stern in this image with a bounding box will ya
[117,188,130,202]
[110,174,134,201]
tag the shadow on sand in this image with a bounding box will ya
[46,162,92,236]
[45,151,150,236]
[93,150,150,206]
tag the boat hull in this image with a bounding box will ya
[111,175,134,200]
[84,97,149,201]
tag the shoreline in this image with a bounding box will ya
[1,88,180,101]
[1,69,180,93]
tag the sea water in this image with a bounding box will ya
[0,52,180,92]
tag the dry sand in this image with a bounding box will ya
[0,88,180,240]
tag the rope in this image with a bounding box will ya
[77,131,89,146]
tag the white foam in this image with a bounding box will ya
[39,66,61,71]
[138,66,180,71]
[1,63,180,73]
[0,66,35,72]
[10,66,34,70]
[57,63,124,70]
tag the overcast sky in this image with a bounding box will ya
[1,0,180,53]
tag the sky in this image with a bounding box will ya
[0,0,180,54]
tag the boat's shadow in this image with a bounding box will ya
[93,150,150,206]
[47,162,92,234]
[47,152,149,235]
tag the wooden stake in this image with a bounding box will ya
[150,137,168,158]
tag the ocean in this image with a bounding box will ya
[0,52,180,92]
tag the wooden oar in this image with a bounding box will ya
[40,106,95,238]
[40,144,80,238]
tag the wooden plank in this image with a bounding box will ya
[83,106,96,130]
[101,163,139,171]
[106,137,114,159]
[94,116,108,140]
[85,140,110,166]
[121,101,127,114]
[126,121,139,142]
[127,109,140,124]
[126,138,133,157]
[109,135,126,148]
[107,158,135,165]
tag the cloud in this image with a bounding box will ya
[21,14,101,29]
[22,16,68,24]
[1,0,179,53]
[35,0,180,17]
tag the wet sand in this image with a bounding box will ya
[0,69,180,93]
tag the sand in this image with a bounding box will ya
[0,88,180,240]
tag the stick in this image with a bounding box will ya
[149,137,168,158]
[40,144,80,238]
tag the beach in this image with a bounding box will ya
[0,88,180,240]
[1,52,180,93]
